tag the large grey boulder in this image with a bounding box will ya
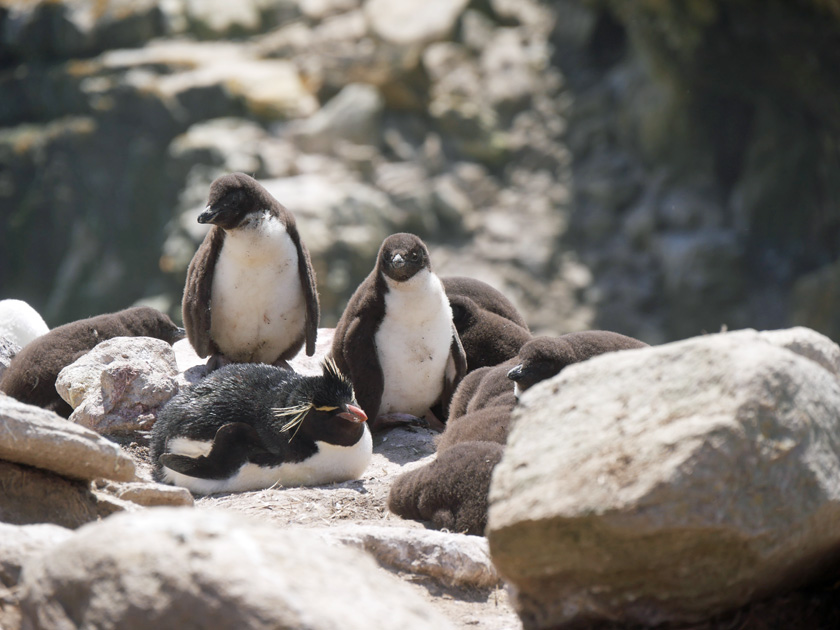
[488,328,840,628]
[0,397,136,482]
[0,523,73,587]
[55,336,181,435]
[18,507,456,630]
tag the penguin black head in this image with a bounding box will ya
[198,172,278,231]
[378,233,431,283]
[273,358,368,447]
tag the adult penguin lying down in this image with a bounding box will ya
[151,359,371,495]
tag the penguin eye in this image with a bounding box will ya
[409,250,420,261]
[314,405,338,412]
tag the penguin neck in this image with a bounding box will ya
[221,212,293,265]
[382,269,450,326]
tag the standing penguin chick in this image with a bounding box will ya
[331,233,467,431]
[150,358,371,495]
[182,172,319,371]
[0,306,184,418]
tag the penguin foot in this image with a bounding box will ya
[271,358,293,370]
[205,353,236,374]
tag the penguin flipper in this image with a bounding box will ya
[288,219,320,356]
[159,422,267,480]
[182,227,225,358]
[441,324,468,416]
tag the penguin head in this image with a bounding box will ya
[120,307,186,344]
[378,233,431,283]
[273,358,368,447]
[507,336,574,396]
[199,173,276,231]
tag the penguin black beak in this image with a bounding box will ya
[197,204,222,225]
[338,403,368,423]
[507,364,524,381]
[173,327,187,342]
[391,253,406,268]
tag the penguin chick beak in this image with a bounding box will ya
[507,364,524,381]
[173,327,187,342]
[391,253,406,268]
[338,403,368,423]
[197,204,222,225]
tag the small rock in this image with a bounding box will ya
[316,525,501,589]
[0,299,49,348]
[0,397,136,482]
[93,480,194,508]
[365,0,469,47]
[56,336,180,435]
[289,82,384,154]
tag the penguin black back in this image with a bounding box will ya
[151,359,371,494]
[0,306,184,417]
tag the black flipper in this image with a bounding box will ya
[159,422,268,480]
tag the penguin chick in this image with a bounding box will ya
[331,233,467,431]
[443,277,531,372]
[388,441,503,536]
[441,277,528,329]
[150,358,371,495]
[436,405,512,453]
[0,299,49,348]
[182,172,319,371]
[0,306,183,418]
[447,362,516,423]
[507,331,648,397]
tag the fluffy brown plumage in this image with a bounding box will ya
[387,441,503,536]
[443,277,531,372]
[0,307,184,417]
[391,330,650,534]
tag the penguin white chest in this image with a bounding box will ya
[210,214,306,363]
[374,271,453,416]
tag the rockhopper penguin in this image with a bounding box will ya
[150,358,371,495]
[182,172,320,371]
[330,233,467,431]
[0,306,184,418]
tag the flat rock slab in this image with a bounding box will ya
[315,524,500,589]
[18,507,457,630]
[0,397,136,482]
[488,328,840,628]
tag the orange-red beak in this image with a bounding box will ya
[338,403,367,423]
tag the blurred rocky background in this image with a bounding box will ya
[2,0,840,344]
